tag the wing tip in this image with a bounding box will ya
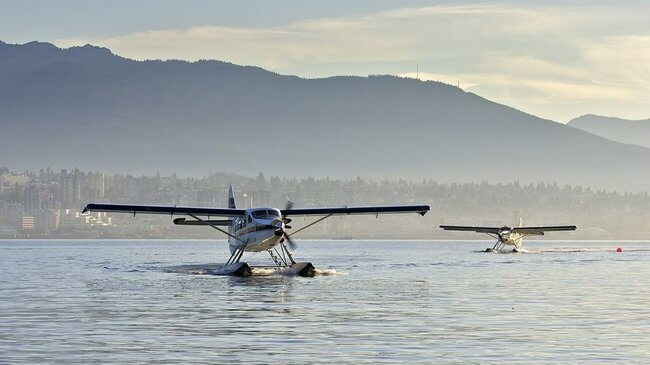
[419,205,431,216]
[82,203,93,214]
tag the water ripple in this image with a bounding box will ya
[1,240,650,363]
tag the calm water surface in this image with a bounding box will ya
[1,240,649,363]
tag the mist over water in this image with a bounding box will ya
[2,240,650,363]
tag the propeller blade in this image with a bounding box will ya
[280,200,296,249]
[285,234,297,250]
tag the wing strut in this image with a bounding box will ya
[287,214,333,239]
[188,213,245,244]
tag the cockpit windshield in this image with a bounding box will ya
[252,209,280,219]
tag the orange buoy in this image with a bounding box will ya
[616,247,622,253]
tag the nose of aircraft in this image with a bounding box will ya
[273,220,285,237]
[498,226,512,236]
[270,218,283,229]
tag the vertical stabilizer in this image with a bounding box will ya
[228,185,236,209]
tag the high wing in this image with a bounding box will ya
[439,225,501,234]
[82,203,245,217]
[282,205,430,216]
[512,226,577,235]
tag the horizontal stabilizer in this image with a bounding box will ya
[173,218,231,226]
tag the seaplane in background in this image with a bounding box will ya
[83,186,430,276]
[440,218,576,252]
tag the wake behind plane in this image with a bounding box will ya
[83,185,430,276]
[440,218,576,252]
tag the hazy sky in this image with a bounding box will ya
[2,0,648,122]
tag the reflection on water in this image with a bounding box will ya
[1,240,650,363]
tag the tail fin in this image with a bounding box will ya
[227,185,236,209]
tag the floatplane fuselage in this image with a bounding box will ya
[84,185,430,276]
[175,207,286,253]
[227,208,285,253]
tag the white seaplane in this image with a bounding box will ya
[440,219,576,252]
[83,186,430,276]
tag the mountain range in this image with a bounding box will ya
[568,115,650,149]
[1,40,649,192]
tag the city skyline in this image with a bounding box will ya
[3,165,650,240]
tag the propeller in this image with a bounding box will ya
[282,201,297,250]
[274,200,297,250]
[284,233,297,251]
